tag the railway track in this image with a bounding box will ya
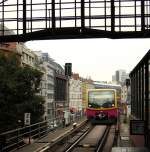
[65,125,114,152]
[41,124,116,152]
[46,122,92,152]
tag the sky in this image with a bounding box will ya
[26,38,150,82]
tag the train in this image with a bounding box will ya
[86,88,121,124]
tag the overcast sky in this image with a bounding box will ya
[26,38,150,81]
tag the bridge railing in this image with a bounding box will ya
[0,117,60,152]
[0,0,147,32]
[0,0,150,41]
[0,113,84,152]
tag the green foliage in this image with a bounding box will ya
[0,53,45,133]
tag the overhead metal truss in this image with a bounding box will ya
[0,0,150,42]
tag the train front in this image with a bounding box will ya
[86,89,118,124]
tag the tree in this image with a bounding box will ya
[0,53,45,133]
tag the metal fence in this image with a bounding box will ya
[129,49,150,147]
[0,117,58,151]
[0,114,84,152]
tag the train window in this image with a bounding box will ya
[88,90,115,108]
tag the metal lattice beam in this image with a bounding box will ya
[0,0,150,42]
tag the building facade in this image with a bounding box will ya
[121,85,128,103]
[112,69,129,84]
[34,51,55,121]
[81,78,94,113]
[36,52,68,126]
[69,74,82,120]
[115,69,129,84]
[17,43,36,67]
[0,45,21,62]
[55,73,67,120]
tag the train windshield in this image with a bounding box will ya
[88,91,115,108]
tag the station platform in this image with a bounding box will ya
[15,118,87,152]
[113,114,149,152]
[112,147,149,152]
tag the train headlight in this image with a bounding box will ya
[88,104,91,107]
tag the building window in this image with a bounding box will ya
[48,83,54,90]
[55,78,66,101]
[47,93,53,99]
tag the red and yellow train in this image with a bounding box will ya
[86,88,121,124]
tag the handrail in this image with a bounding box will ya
[0,115,84,152]
[0,117,60,151]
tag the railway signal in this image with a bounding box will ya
[65,63,72,76]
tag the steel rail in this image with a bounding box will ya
[64,126,93,152]
[37,120,89,152]
[96,125,111,152]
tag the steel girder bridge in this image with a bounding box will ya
[0,0,150,42]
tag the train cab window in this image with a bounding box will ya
[88,90,115,108]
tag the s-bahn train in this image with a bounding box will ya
[86,88,120,124]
